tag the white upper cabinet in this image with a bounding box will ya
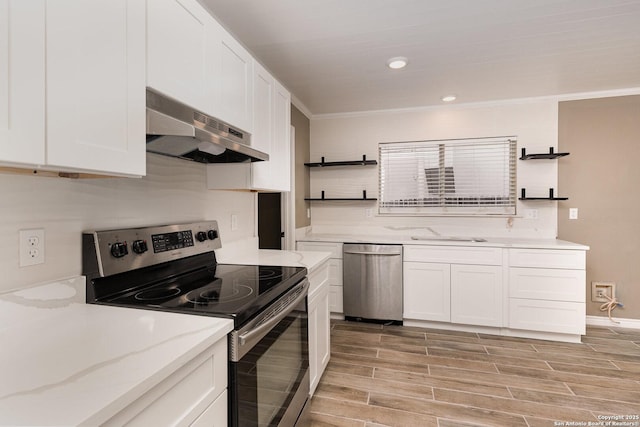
[46,0,146,176]
[250,62,291,192]
[217,32,253,133]
[0,0,146,177]
[206,63,290,192]
[147,0,253,133]
[147,0,222,115]
[272,79,291,191]
[0,1,46,166]
[251,62,274,156]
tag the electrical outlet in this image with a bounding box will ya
[591,281,615,303]
[524,209,538,220]
[365,208,373,218]
[231,214,238,231]
[569,208,578,220]
[19,228,45,267]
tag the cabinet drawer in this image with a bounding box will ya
[297,241,343,259]
[190,389,227,427]
[509,268,585,302]
[509,249,585,269]
[404,245,502,265]
[509,299,585,335]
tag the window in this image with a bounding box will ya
[379,136,517,215]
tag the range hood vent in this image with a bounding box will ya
[146,88,268,163]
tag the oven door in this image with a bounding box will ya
[229,279,310,427]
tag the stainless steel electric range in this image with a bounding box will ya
[82,221,310,427]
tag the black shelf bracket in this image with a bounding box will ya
[304,189,377,201]
[519,188,568,201]
[520,147,570,160]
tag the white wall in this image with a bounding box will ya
[309,99,559,238]
[0,154,256,293]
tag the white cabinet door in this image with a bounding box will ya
[308,284,330,396]
[0,1,45,166]
[46,0,146,176]
[217,32,253,133]
[147,0,221,115]
[251,62,274,156]
[249,62,275,188]
[451,264,503,327]
[271,79,291,191]
[403,262,451,322]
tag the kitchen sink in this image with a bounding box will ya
[410,236,487,243]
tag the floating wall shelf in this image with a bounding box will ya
[305,155,377,167]
[519,188,568,201]
[520,147,570,160]
[305,190,377,202]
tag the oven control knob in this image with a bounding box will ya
[196,231,208,242]
[132,239,148,254]
[207,229,218,240]
[110,242,128,258]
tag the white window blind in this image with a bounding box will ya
[379,137,517,215]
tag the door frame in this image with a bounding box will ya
[282,125,296,250]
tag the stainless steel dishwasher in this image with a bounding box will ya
[343,243,403,323]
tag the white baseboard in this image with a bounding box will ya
[586,315,640,330]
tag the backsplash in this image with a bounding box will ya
[309,98,560,238]
[0,154,256,293]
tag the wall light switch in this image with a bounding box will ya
[231,214,238,231]
[569,208,578,220]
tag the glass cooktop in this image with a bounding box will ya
[100,263,307,327]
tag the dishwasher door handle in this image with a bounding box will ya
[343,251,402,256]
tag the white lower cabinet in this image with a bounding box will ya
[451,264,503,327]
[403,262,450,322]
[190,389,227,427]
[403,246,503,327]
[307,260,331,395]
[104,338,228,426]
[297,241,344,315]
[508,249,586,335]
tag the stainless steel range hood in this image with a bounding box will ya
[146,88,268,163]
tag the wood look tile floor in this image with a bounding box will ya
[308,321,640,427]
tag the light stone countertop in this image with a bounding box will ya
[297,233,590,250]
[216,249,332,273]
[0,276,233,426]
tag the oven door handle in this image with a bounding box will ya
[238,279,309,347]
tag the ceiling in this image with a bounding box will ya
[201,0,640,116]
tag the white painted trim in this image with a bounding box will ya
[586,315,640,330]
[282,125,296,250]
[290,93,313,120]
[312,87,640,120]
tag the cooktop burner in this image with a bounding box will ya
[99,263,307,327]
[184,283,254,304]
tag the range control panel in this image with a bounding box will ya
[84,221,221,277]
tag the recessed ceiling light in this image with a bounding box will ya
[441,95,457,102]
[387,56,408,69]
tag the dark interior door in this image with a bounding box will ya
[258,192,282,249]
